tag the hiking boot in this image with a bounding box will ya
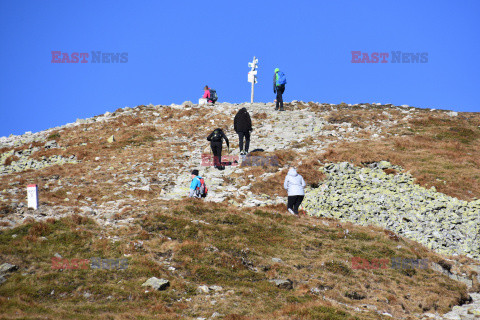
[288,208,295,215]
[274,108,279,111]
[279,108,285,111]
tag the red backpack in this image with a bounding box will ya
[197,178,208,198]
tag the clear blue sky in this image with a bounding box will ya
[1,0,479,137]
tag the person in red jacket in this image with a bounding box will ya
[203,85,212,103]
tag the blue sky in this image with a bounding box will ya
[1,0,479,137]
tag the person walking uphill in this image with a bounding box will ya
[273,68,287,111]
[207,128,229,170]
[233,107,252,155]
[284,167,306,215]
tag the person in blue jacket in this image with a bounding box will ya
[189,169,202,198]
[273,68,286,111]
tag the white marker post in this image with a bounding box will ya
[27,184,38,210]
[248,56,258,103]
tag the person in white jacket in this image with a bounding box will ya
[284,167,306,215]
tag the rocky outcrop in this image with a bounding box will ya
[303,162,480,260]
[0,263,18,286]
[0,140,77,174]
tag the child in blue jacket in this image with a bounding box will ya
[189,169,202,198]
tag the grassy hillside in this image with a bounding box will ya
[0,101,479,319]
[0,200,472,319]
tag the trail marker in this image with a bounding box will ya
[27,184,38,210]
[248,56,258,103]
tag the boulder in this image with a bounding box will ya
[141,277,170,291]
[76,118,88,124]
[269,279,293,290]
[447,111,458,117]
[0,263,18,274]
[197,285,210,293]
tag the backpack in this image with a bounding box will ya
[209,89,218,103]
[211,129,222,142]
[276,71,287,85]
[198,178,208,198]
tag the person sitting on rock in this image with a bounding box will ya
[207,128,229,170]
[202,85,212,103]
[284,167,306,215]
[233,107,252,155]
[189,169,202,198]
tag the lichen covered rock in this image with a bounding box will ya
[304,162,480,259]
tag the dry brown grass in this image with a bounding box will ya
[3,155,19,166]
[0,197,475,319]
[27,221,51,237]
[319,112,480,200]
[296,159,326,187]
[326,109,391,129]
[253,112,267,120]
[242,152,326,194]
[232,148,322,198]
[178,107,206,118]
[160,106,175,119]
[0,106,239,207]
[250,168,289,197]
[0,204,14,216]
[29,148,67,161]
[123,116,144,126]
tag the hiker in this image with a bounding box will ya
[202,85,212,103]
[207,128,229,169]
[233,107,252,155]
[284,167,306,215]
[202,85,218,105]
[189,169,202,198]
[273,68,287,111]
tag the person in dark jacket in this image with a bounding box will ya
[233,107,252,155]
[273,68,285,111]
[207,128,229,170]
